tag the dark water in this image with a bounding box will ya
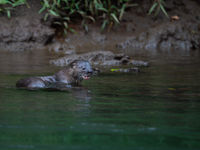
[0,51,200,150]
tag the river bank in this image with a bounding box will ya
[0,0,199,67]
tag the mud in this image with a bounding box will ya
[117,22,200,54]
[0,0,54,51]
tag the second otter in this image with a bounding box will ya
[16,60,93,89]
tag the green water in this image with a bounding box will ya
[0,52,200,150]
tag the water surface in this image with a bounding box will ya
[0,50,200,150]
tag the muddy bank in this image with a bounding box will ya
[115,0,200,54]
[117,22,200,55]
[0,1,54,51]
[0,17,54,51]
[48,0,200,62]
[0,0,199,55]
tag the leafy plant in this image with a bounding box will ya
[39,0,137,33]
[91,0,137,31]
[148,0,168,18]
[0,0,26,18]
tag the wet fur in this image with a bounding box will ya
[16,60,93,89]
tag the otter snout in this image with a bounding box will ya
[82,69,93,80]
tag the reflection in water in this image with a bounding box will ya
[0,50,56,74]
[44,83,92,102]
[71,87,92,102]
[45,85,93,115]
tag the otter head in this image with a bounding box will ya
[70,60,93,81]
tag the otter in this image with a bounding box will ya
[16,60,93,89]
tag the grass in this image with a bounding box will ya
[0,0,26,18]
[148,0,168,18]
[39,0,137,33]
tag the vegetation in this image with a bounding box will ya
[0,0,26,18]
[148,0,168,17]
[0,0,168,33]
[39,0,137,33]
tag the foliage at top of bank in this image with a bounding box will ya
[0,0,168,33]
[0,0,26,18]
[39,0,138,33]
[148,0,168,18]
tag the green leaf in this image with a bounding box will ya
[54,22,62,25]
[86,16,95,22]
[64,29,67,35]
[49,9,59,17]
[57,0,60,7]
[0,0,11,5]
[160,4,169,18]
[69,9,75,15]
[69,28,75,33]
[110,5,118,11]
[75,2,80,9]
[101,20,108,31]
[83,24,89,33]
[43,0,50,8]
[111,13,119,24]
[148,2,158,15]
[12,0,25,7]
[44,13,49,21]
[63,17,70,21]
[89,2,94,15]
[39,5,46,14]
[77,10,85,16]
[64,22,68,29]
[119,4,126,21]
[97,7,108,13]
[7,10,11,18]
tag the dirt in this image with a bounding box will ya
[0,0,54,51]
[0,0,199,65]
[116,0,200,55]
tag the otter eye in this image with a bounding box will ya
[82,68,86,70]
